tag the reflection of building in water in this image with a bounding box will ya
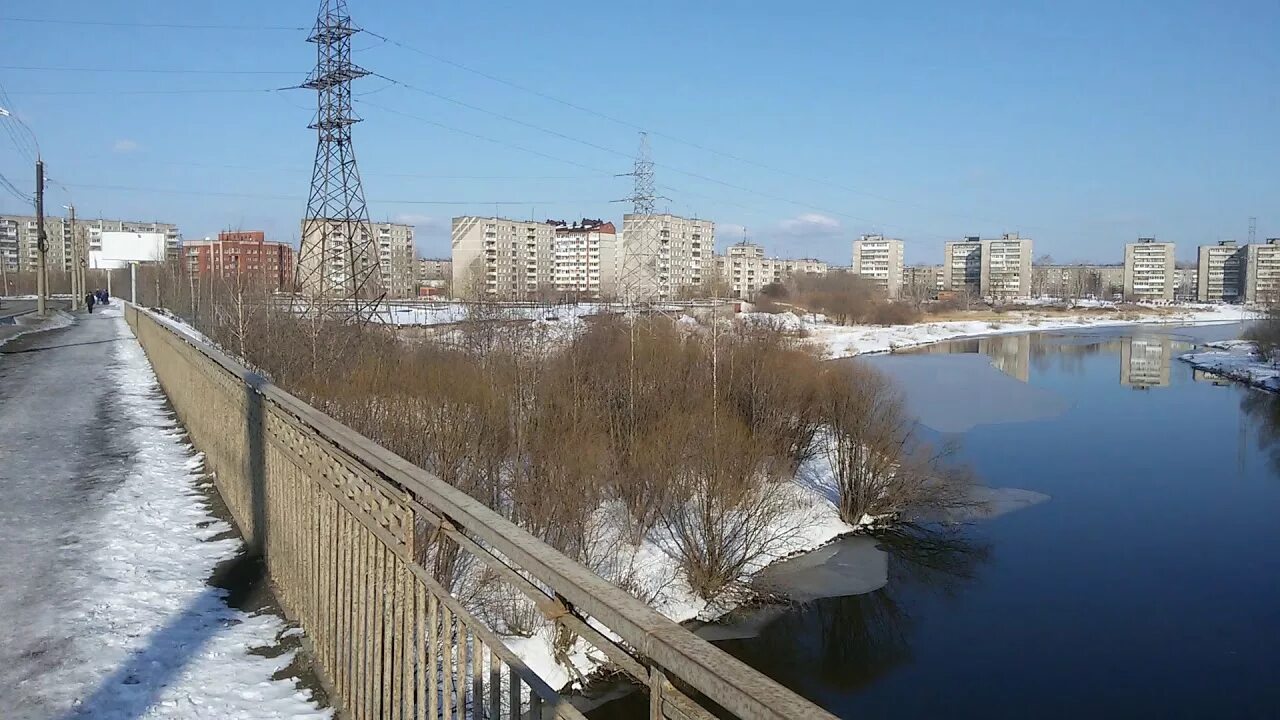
[1120,337,1172,389]
[916,333,1031,381]
[978,335,1030,382]
[1192,368,1233,387]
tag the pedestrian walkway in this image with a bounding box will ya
[0,307,328,720]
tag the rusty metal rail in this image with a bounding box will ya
[125,304,837,720]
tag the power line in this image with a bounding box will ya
[0,16,306,31]
[368,77,891,228]
[0,172,32,205]
[0,64,298,75]
[57,181,601,206]
[365,26,1037,233]
[0,82,39,162]
[3,87,283,96]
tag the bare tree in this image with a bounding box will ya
[821,362,973,525]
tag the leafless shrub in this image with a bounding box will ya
[820,362,973,525]
[655,407,797,599]
[1247,301,1280,362]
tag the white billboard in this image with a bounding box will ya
[90,231,167,269]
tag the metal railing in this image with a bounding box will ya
[124,304,837,720]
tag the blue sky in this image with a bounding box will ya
[0,0,1276,264]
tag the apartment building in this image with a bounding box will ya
[1031,264,1124,300]
[184,231,294,290]
[419,258,452,282]
[980,233,1033,299]
[1123,237,1176,302]
[903,264,943,298]
[372,222,417,298]
[851,234,905,299]
[718,242,829,300]
[619,213,712,301]
[1245,239,1280,304]
[1174,265,1199,301]
[298,219,416,299]
[552,219,619,298]
[942,234,1033,298]
[0,214,181,275]
[1197,240,1246,303]
[0,217,20,275]
[942,237,982,294]
[451,216,558,300]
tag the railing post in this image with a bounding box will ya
[649,667,667,719]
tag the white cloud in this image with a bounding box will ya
[777,212,841,234]
[391,212,436,226]
[112,138,140,154]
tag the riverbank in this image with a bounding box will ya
[1180,340,1280,392]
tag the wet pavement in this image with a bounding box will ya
[0,307,136,715]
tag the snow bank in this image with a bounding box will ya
[46,317,329,719]
[498,450,865,692]
[374,302,618,327]
[0,309,74,349]
[1180,340,1280,392]
[799,303,1248,359]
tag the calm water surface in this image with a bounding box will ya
[597,322,1280,718]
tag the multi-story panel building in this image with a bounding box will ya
[1173,265,1199,301]
[1245,239,1280,304]
[372,221,417,298]
[0,216,21,276]
[1123,237,1176,302]
[980,233,1033,299]
[418,258,452,282]
[0,214,180,274]
[942,233,1032,299]
[902,264,943,299]
[451,216,558,300]
[298,220,415,299]
[718,242,828,300]
[184,231,294,290]
[1197,240,1246,303]
[851,234,905,299]
[1032,264,1125,300]
[942,237,983,294]
[620,213,712,301]
[551,219,618,298]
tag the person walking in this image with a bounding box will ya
[85,291,96,313]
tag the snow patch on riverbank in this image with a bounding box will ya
[759,304,1249,359]
[498,465,863,691]
[1180,340,1280,392]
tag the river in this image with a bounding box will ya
[594,322,1280,718]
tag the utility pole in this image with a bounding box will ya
[67,204,79,309]
[35,159,47,316]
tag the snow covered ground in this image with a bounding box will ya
[756,303,1251,359]
[0,308,328,720]
[1179,340,1280,392]
[373,301,618,326]
[496,451,867,692]
[0,308,74,349]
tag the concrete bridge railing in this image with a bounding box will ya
[124,304,837,720]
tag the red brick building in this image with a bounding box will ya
[185,231,294,290]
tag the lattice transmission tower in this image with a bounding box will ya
[617,132,667,308]
[295,0,384,321]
